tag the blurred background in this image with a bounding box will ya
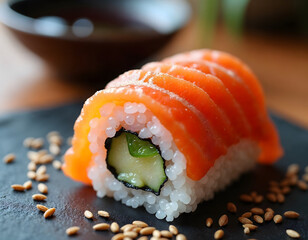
[0,0,307,127]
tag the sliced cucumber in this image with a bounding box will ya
[105,130,167,195]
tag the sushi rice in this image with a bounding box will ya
[88,102,259,222]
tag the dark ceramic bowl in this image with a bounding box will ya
[0,0,191,84]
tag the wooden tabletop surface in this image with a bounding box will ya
[0,20,308,128]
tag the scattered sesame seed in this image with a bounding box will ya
[253,215,263,224]
[160,230,173,238]
[227,202,237,213]
[44,208,55,218]
[302,174,308,182]
[32,138,44,149]
[111,233,125,240]
[66,226,80,236]
[240,194,253,203]
[28,162,37,171]
[266,193,277,203]
[244,227,250,235]
[286,229,301,239]
[132,220,148,228]
[250,207,264,215]
[3,153,15,164]
[140,227,155,235]
[98,210,110,218]
[277,193,285,203]
[27,171,37,180]
[36,204,49,212]
[23,137,34,148]
[169,225,178,235]
[206,218,213,228]
[214,229,224,239]
[32,193,47,201]
[273,214,283,224]
[40,154,53,164]
[241,212,252,218]
[153,230,161,237]
[284,211,300,219]
[264,211,274,221]
[297,180,308,191]
[84,210,93,219]
[23,180,32,190]
[93,223,110,231]
[176,234,187,240]
[49,144,61,156]
[36,174,49,182]
[110,222,120,233]
[137,237,148,240]
[242,224,258,230]
[238,217,253,224]
[287,164,299,176]
[38,183,48,194]
[52,160,62,170]
[218,214,228,227]
[124,231,138,238]
[11,184,25,191]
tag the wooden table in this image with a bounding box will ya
[0,21,308,128]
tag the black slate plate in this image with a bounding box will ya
[0,103,307,240]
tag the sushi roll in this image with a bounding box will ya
[63,49,283,221]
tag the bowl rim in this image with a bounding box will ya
[0,0,191,41]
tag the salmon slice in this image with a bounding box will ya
[111,70,240,148]
[142,62,251,138]
[164,49,265,107]
[64,83,226,183]
[163,58,283,164]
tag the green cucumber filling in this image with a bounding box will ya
[105,130,167,195]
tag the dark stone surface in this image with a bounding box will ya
[0,103,307,240]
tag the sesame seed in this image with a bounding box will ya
[111,233,125,240]
[31,138,44,149]
[240,194,253,203]
[238,217,253,224]
[242,224,258,230]
[132,220,148,228]
[49,144,61,156]
[264,211,274,221]
[32,193,47,201]
[137,237,148,240]
[66,226,80,236]
[27,171,37,180]
[23,180,32,190]
[244,227,250,235]
[11,184,25,191]
[3,153,15,164]
[153,230,161,237]
[227,202,237,213]
[214,229,224,239]
[52,160,62,170]
[273,214,283,224]
[206,217,213,227]
[93,223,110,231]
[98,210,110,218]
[140,227,155,235]
[250,207,264,215]
[44,208,55,218]
[111,222,120,233]
[218,214,228,227]
[36,204,49,212]
[160,230,173,238]
[286,229,301,239]
[298,180,308,191]
[302,173,308,182]
[23,137,34,148]
[124,231,138,238]
[48,135,62,146]
[36,174,49,182]
[169,225,178,235]
[38,183,48,194]
[28,162,37,171]
[282,186,291,194]
[176,234,187,240]
[40,154,53,164]
[284,211,300,219]
[253,215,263,224]
[266,193,277,203]
[241,212,252,218]
[84,210,93,219]
[277,193,285,203]
[287,164,299,176]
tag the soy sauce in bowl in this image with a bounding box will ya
[0,0,191,84]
